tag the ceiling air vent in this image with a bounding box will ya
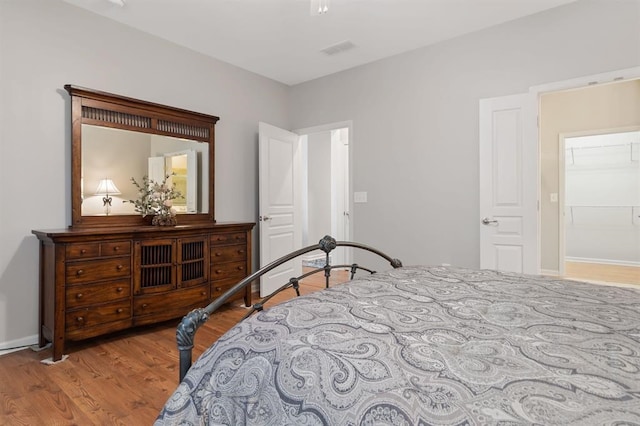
[321,40,356,56]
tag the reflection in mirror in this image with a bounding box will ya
[161,150,197,213]
[81,124,208,216]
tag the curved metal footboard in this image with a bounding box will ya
[176,235,402,381]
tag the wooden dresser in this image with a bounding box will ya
[33,222,254,361]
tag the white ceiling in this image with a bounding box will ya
[62,0,578,86]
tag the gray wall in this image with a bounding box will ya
[289,0,640,268]
[0,0,290,348]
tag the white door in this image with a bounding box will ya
[258,122,303,296]
[331,129,350,265]
[148,156,165,183]
[479,93,538,274]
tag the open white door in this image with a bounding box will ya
[479,93,538,274]
[148,156,165,183]
[331,129,350,265]
[258,122,303,296]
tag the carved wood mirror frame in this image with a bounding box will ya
[66,85,218,228]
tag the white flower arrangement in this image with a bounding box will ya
[128,174,183,223]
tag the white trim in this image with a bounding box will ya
[540,269,560,277]
[300,134,309,246]
[565,257,640,268]
[294,120,353,138]
[558,133,566,276]
[0,334,38,356]
[558,125,640,276]
[530,66,640,94]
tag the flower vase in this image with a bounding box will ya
[152,215,178,226]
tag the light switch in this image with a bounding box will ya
[550,193,558,203]
[354,192,368,203]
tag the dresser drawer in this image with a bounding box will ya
[66,257,130,285]
[133,285,209,317]
[210,232,246,246]
[66,279,130,309]
[210,244,247,263]
[211,279,245,301]
[211,261,247,281]
[101,241,131,257]
[66,240,131,260]
[66,243,100,259]
[65,300,131,332]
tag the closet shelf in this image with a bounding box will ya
[566,205,640,224]
[566,141,639,164]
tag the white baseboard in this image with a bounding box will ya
[565,257,640,267]
[540,269,560,277]
[0,334,39,356]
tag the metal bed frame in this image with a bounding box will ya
[175,235,402,381]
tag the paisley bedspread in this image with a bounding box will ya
[156,266,640,425]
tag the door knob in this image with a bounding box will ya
[481,217,499,225]
[259,215,271,221]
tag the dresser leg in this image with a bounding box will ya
[52,337,65,362]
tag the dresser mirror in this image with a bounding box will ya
[66,85,218,228]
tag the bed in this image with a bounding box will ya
[156,236,640,425]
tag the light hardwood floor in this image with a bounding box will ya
[564,261,640,286]
[0,269,348,426]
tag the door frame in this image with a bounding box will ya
[295,120,353,263]
[529,66,640,275]
[558,125,640,276]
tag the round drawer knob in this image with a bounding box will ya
[116,308,123,314]
[116,287,123,293]
[215,287,222,292]
[237,266,244,271]
[201,291,206,296]
[116,265,123,270]
[76,316,84,323]
[76,293,83,299]
[142,303,148,309]
[215,252,222,257]
[113,246,120,251]
[76,269,84,276]
[216,270,222,274]
[238,250,245,254]
[80,249,87,254]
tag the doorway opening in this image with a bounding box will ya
[559,129,640,286]
[299,126,351,267]
[538,77,640,287]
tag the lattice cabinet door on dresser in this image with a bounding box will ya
[134,236,210,294]
[133,235,212,326]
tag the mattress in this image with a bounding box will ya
[156,266,640,425]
